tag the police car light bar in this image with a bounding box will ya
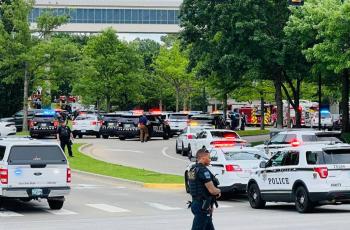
[211,140,238,148]
[290,139,302,147]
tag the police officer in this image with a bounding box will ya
[57,120,74,157]
[138,113,149,143]
[188,149,221,230]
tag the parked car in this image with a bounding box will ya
[167,113,189,136]
[72,114,103,138]
[99,113,125,139]
[0,120,16,137]
[29,110,59,138]
[176,126,211,156]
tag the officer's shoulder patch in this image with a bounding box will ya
[204,171,211,179]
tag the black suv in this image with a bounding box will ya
[116,114,171,140]
[99,113,124,139]
[29,112,59,138]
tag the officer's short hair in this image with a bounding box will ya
[196,148,210,159]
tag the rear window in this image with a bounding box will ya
[169,114,188,120]
[321,113,331,119]
[302,135,317,142]
[307,149,350,165]
[224,151,267,161]
[316,136,342,143]
[120,116,140,123]
[103,115,122,121]
[211,131,239,139]
[8,146,67,165]
[0,146,5,161]
[76,116,96,121]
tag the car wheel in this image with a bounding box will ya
[175,142,181,154]
[78,134,83,139]
[48,198,64,210]
[181,142,187,156]
[73,134,77,138]
[187,145,192,160]
[119,136,126,140]
[184,172,190,193]
[96,134,101,138]
[102,135,109,139]
[248,183,266,209]
[295,186,314,213]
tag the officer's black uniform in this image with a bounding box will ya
[188,163,217,230]
[57,125,73,157]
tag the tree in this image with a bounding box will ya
[153,41,193,112]
[75,28,142,112]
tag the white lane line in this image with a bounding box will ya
[0,210,23,217]
[46,209,78,215]
[73,184,103,189]
[145,202,182,211]
[86,204,130,213]
[104,149,143,153]
[218,204,232,208]
[162,147,188,162]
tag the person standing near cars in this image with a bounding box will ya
[188,149,221,230]
[57,120,74,157]
[240,113,247,131]
[139,114,149,142]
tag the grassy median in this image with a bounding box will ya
[67,144,184,184]
[237,129,270,137]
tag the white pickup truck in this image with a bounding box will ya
[0,138,71,210]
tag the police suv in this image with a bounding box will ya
[99,113,124,139]
[29,111,59,138]
[0,138,71,209]
[247,143,350,213]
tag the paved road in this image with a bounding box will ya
[3,171,350,230]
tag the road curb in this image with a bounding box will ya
[143,183,185,190]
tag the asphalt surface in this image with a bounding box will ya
[2,171,350,230]
[75,134,270,176]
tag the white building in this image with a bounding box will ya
[32,0,182,33]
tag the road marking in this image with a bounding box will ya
[46,209,78,215]
[0,210,23,217]
[145,202,182,211]
[86,204,130,213]
[73,184,103,189]
[162,147,188,162]
[104,149,143,153]
[218,204,233,208]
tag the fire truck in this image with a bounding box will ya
[282,100,318,127]
[239,104,276,126]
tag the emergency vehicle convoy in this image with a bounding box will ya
[247,143,350,213]
[0,138,71,210]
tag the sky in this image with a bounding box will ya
[118,33,166,43]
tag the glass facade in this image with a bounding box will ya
[29,8,180,24]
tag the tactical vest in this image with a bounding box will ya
[188,163,210,198]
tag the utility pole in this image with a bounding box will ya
[318,74,322,130]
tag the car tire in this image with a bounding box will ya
[78,134,83,139]
[73,134,77,138]
[102,135,109,139]
[119,136,126,140]
[175,142,181,154]
[184,172,190,193]
[181,143,187,156]
[96,134,101,138]
[295,186,314,213]
[187,145,192,160]
[48,198,64,210]
[248,183,266,209]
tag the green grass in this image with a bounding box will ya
[237,129,270,137]
[16,131,30,136]
[67,144,184,184]
[250,141,265,147]
[341,133,350,144]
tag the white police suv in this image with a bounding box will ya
[0,138,71,210]
[247,143,350,213]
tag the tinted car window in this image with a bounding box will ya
[302,135,317,142]
[169,114,188,120]
[282,151,299,166]
[119,116,140,124]
[270,134,286,144]
[8,146,67,165]
[224,151,267,161]
[76,116,96,121]
[210,131,239,139]
[0,146,5,161]
[307,149,350,165]
[284,134,297,142]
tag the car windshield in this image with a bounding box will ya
[169,114,188,120]
[270,134,297,144]
[8,146,67,165]
[307,149,350,165]
[321,113,331,119]
[211,131,239,139]
[224,151,268,161]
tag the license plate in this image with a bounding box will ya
[124,124,132,128]
[32,189,43,196]
[81,130,86,133]
[41,123,47,127]
[108,123,116,127]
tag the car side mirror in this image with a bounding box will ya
[211,156,218,161]
[259,161,267,168]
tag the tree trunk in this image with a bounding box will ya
[175,89,179,112]
[295,80,301,128]
[106,95,111,113]
[159,99,163,111]
[183,97,187,111]
[22,62,29,132]
[260,94,265,130]
[274,78,283,129]
[341,70,350,132]
[223,93,228,122]
[318,74,322,130]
